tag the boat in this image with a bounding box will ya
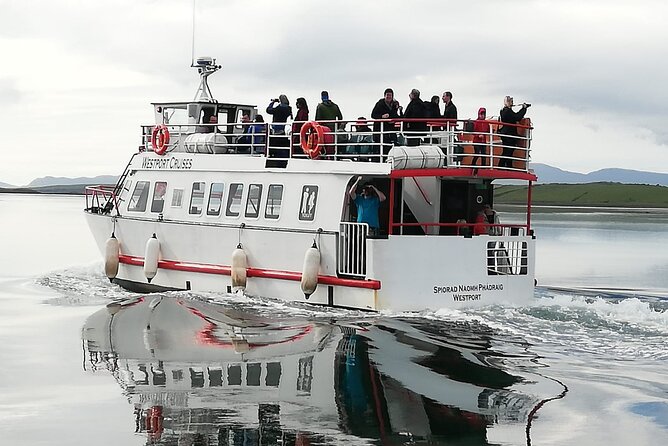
[84,57,537,311]
[82,296,553,444]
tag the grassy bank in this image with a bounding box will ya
[495,182,668,208]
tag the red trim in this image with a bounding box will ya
[390,167,537,181]
[118,255,381,290]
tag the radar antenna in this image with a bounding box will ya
[192,56,221,102]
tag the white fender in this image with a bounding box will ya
[300,241,320,298]
[104,233,120,281]
[231,244,248,290]
[144,234,160,283]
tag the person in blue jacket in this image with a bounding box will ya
[348,176,386,236]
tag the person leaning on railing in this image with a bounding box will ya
[498,96,530,168]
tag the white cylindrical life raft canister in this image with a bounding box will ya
[104,233,120,281]
[300,241,320,298]
[231,243,247,290]
[144,233,160,283]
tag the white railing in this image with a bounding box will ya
[337,222,368,278]
[140,117,533,173]
[486,241,529,276]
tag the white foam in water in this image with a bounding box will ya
[535,290,668,334]
[36,262,129,306]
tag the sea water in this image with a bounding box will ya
[0,194,666,445]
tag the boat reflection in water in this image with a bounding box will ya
[82,296,554,445]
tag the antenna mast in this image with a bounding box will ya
[191,0,196,66]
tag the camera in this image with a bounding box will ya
[271,98,279,102]
[524,103,532,108]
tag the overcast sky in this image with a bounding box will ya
[1,0,666,186]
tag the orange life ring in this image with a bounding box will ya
[151,124,170,155]
[299,121,325,159]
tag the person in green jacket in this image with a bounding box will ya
[315,90,343,131]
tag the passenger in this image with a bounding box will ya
[471,107,490,166]
[442,91,458,122]
[403,88,428,146]
[236,114,252,153]
[314,91,343,132]
[292,97,310,154]
[498,96,530,168]
[473,207,488,235]
[348,176,386,237]
[484,204,502,235]
[456,218,470,236]
[442,91,460,162]
[371,88,403,157]
[346,117,374,160]
[266,94,292,157]
[250,115,267,155]
[200,114,218,134]
[425,95,442,142]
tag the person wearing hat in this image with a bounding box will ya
[348,176,386,237]
[472,107,491,166]
[315,90,343,132]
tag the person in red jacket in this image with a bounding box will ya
[472,107,490,166]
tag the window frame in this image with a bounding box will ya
[225,183,244,217]
[207,182,225,216]
[127,181,150,212]
[244,184,263,219]
[150,181,167,213]
[265,184,284,220]
[189,181,206,215]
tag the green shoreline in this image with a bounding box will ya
[495,183,668,208]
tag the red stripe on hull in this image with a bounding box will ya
[118,255,381,290]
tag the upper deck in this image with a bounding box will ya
[141,116,534,181]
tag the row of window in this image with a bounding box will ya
[127,180,319,221]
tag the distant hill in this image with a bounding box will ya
[496,182,668,207]
[531,163,668,186]
[26,175,119,187]
[0,181,16,188]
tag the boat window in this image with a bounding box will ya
[227,364,242,386]
[128,181,150,212]
[265,184,283,219]
[226,183,244,217]
[207,183,225,216]
[247,363,261,386]
[171,188,184,208]
[189,182,206,215]
[299,185,318,221]
[245,184,263,218]
[150,181,167,213]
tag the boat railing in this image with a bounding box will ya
[140,117,532,173]
[85,185,119,215]
[487,240,529,276]
[337,222,368,278]
[389,221,529,237]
